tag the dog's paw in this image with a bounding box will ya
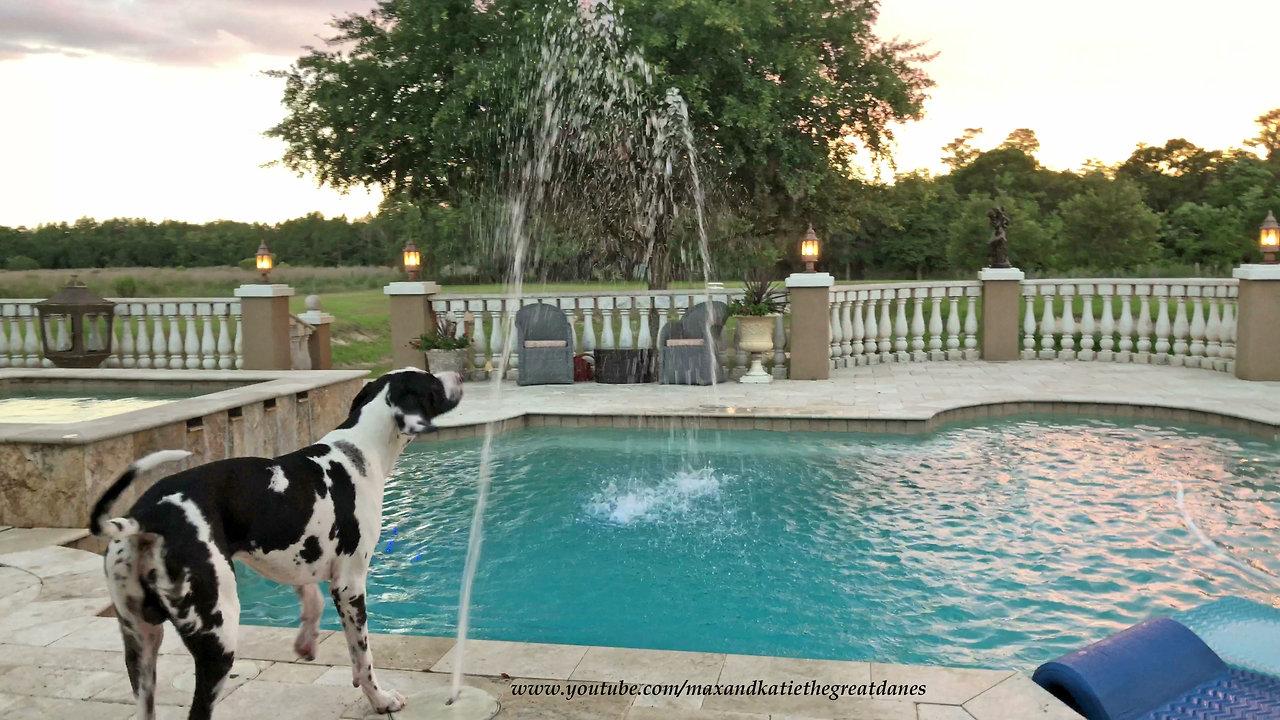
[370,689,406,714]
[293,636,316,662]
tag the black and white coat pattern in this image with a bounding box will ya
[90,369,463,720]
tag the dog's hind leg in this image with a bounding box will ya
[174,585,240,720]
[293,583,323,661]
[106,536,165,720]
[331,577,405,714]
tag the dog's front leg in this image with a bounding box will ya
[293,584,324,661]
[331,577,405,714]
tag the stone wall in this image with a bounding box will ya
[0,374,363,528]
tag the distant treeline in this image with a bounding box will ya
[3,120,1278,282]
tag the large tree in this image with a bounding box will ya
[266,0,933,286]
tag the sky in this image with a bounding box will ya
[0,0,1277,227]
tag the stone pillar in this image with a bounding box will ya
[1233,264,1280,381]
[384,281,441,371]
[978,267,1025,361]
[785,272,835,380]
[233,284,294,370]
[297,295,335,370]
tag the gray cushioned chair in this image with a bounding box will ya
[658,300,728,385]
[515,302,574,386]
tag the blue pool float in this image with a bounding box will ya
[1174,596,1280,678]
[1032,617,1280,720]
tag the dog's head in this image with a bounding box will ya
[342,369,463,435]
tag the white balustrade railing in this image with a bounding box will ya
[0,298,244,370]
[433,288,785,379]
[1019,279,1238,373]
[828,282,981,369]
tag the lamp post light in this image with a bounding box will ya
[800,224,820,273]
[1261,211,1279,265]
[403,240,422,281]
[255,241,274,283]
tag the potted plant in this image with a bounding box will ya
[726,276,787,383]
[410,314,471,374]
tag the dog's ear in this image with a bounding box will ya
[338,377,389,429]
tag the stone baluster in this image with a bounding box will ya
[838,293,853,368]
[181,302,200,369]
[196,303,216,369]
[617,296,634,350]
[1221,286,1237,374]
[232,303,244,369]
[598,297,615,350]
[0,305,11,368]
[555,298,576,351]
[1076,284,1095,361]
[927,287,944,361]
[87,313,104,355]
[772,312,787,379]
[1170,285,1189,366]
[637,296,653,350]
[908,288,926,361]
[1115,284,1134,363]
[53,314,70,353]
[963,286,980,359]
[1020,285,1037,360]
[1056,284,1075,360]
[1037,285,1058,360]
[215,302,233,370]
[134,307,152,369]
[469,300,487,373]
[829,291,843,366]
[877,292,893,362]
[117,304,136,368]
[486,299,505,374]
[145,303,163,368]
[450,300,469,341]
[848,291,865,366]
[1096,284,1115,362]
[863,290,880,363]
[1152,285,1171,364]
[580,298,597,355]
[653,296,671,348]
[892,289,910,362]
[27,308,46,366]
[164,303,182,369]
[1134,285,1153,363]
[1204,288,1222,370]
[946,288,963,361]
[1187,286,1206,369]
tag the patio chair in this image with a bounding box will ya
[515,302,574,386]
[658,300,728,385]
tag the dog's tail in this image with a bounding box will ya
[89,450,192,539]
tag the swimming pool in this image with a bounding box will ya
[236,418,1280,669]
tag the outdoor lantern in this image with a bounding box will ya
[403,240,422,281]
[800,224,820,272]
[256,240,273,280]
[34,275,116,368]
[1261,211,1279,264]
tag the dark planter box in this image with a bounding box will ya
[594,349,653,384]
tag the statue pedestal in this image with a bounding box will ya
[978,267,1024,361]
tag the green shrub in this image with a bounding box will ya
[4,255,40,271]
[112,276,139,297]
[237,258,256,271]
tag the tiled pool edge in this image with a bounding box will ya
[0,535,1082,719]
[421,400,1280,443]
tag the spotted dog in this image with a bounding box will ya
[90,369,463,720]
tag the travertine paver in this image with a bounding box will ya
[570,646,725,685]
[431,639,589,680]
[962,673,1082,719]
[0,528,89,555]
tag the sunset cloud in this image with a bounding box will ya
[0,0,374,65]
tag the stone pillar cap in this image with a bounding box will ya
[1233,264,1280,280]
[978,267,1026,281]
[297,311,335,325]
[234,283,295,297]
[785,272,835,288]
[383,281,442,295]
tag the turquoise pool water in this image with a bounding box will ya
[237,419,1280,668]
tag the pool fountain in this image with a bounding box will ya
[401,1,718,716]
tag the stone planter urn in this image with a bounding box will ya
[426,348,469,375]
[737,314,776,383]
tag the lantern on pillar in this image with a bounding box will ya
[800,224,820,273]
[403,240,422,281]
[255,241,274,282]
[34,276,116,368]
[1260,211,1279,264]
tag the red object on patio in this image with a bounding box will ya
[573,354,594,382]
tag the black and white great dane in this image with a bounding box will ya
[89,368,463,720]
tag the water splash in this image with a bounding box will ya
[448,0,717,702]
[586,467,723,525]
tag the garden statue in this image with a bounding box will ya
[987,206,1011,268]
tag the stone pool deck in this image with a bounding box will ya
[0,530,1077,719]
